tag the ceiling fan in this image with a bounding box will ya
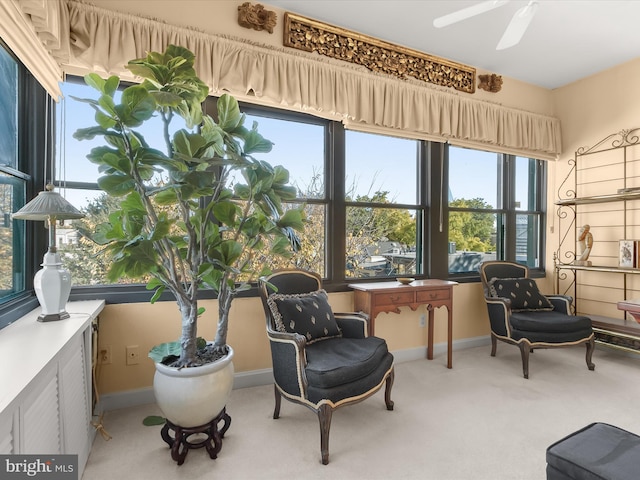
[433,0,539,51]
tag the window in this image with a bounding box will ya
[0,45,26,311]
[0,41,48,329]
[345,131,422,278]
[447,146,545,276]
[55,80,189,287]
[239,108,328,277]
[52,76,546,304]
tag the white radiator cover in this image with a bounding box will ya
[0,300,104,477]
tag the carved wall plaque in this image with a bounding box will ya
[478,74,503,93]
[283,12,475,93]
[238,2,277,34]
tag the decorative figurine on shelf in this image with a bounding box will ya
[574,224,593,266]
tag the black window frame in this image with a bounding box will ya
[0,40,48,329]
[443,146,547,282]
[37,77,547,311]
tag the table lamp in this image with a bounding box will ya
[13,184,85,322]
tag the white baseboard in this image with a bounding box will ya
[96,335,491,412]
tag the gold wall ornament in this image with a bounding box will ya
[283,12,476,94]
[238,2,277,34]
[478,74,503,93]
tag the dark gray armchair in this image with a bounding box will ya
[258,269,394,465]
[479,261,595,378]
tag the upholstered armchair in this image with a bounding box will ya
[258,269,395,465]
[479,261,595,379]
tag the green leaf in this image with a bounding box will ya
[243,127,273,155]
[104,76,120,96]
[97,174,135,197]
[120,191,146,215]
[119,85,156,127]
[213,201,237,226]
[278,209,306,231]
[143,415,166,426]
[149,285,165,304]
[125,63,157,80]
[148,341,181,363]
[209,240,243,267]
[73,126,111,141]
[84,73,106,92]
[106,239,158,281]
[150,90,183,107]
[154,188,178,205]
[94,110,117,129]
[217,94,242,131]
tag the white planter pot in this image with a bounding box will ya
[153,346,234,427]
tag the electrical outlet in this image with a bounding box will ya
[100,345,112,364]
[419,314,426,328]
[126,345,140,365]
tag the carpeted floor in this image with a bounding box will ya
[82,345,640,480]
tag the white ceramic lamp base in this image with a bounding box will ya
[34,250,72,322]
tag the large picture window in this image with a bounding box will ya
[50,77,546,304]
[447,146,545,275]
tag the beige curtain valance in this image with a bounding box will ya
[57,1,560,159]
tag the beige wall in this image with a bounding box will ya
[85,1,637,395]
[96,283,490,395]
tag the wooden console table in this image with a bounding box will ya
[348,280,457,368]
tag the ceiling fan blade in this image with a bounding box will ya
[433,0,510,28]
[496,0,538,50]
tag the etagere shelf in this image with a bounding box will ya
[554,128,640,354]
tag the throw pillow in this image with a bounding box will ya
[488,277,554,312]
[267,289,342,343]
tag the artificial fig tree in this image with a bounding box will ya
[73,45,304,367]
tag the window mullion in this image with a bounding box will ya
[329,121,345,283]
[429,142,447,278]
[503,154,517,261]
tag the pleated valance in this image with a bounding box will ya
[17,0,562,160]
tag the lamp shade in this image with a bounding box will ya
[12,185,84,221]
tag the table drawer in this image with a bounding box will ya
[373,292,415,307]
[416,289,450,303]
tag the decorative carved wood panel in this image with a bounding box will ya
[283,12,476,93]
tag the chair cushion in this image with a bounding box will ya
[305,336,389,389]
[488,277,553,311]
[510,310,592,333]
[267,289,342,344]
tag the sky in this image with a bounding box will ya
[56,81,531,212]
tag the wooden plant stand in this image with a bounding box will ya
[160,408,231,465]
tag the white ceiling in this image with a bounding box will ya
[266,0,640,90]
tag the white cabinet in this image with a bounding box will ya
[0,300,104,477]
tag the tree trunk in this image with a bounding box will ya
[213,282,232,354]
[178,298,198,366]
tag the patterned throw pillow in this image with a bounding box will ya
[488,277,554,312]
[267,289,342,344]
